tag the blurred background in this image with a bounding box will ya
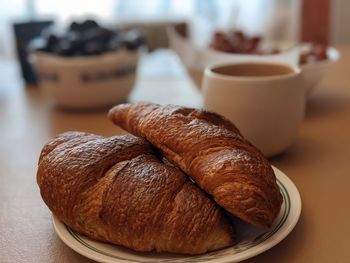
[1,0,349,59]
[0,0,349,106]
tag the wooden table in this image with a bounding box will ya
[1,48,350,263]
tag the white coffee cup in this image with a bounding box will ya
[202,62,305,157]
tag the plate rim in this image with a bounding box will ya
[52,165,302,263]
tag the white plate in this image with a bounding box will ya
[52,166,301,263]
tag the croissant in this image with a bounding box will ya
[37,131,235,254]
[108,103,283,229]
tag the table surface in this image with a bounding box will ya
[1,48,350,263]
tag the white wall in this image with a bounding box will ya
[331,0,350,45]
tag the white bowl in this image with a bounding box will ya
[299,46,340,95]
[31,49,141,109]
[167,26,299,90]
[168,27,340,95]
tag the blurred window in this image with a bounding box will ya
[0,0,299,58]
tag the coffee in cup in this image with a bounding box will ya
[202,62,305,157]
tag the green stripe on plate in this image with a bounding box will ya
[66,179,290,263]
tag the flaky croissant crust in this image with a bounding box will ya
[108,103,283,228]
[37,131,235,254]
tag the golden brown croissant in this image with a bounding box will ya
[37,131,235,254]
[108,103,283,229]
